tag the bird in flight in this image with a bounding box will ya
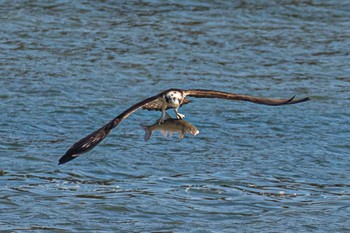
[58,88,310,165]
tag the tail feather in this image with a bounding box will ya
[140,124,152,142]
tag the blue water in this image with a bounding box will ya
[1,1,349,232]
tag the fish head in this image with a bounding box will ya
[186,124,199,136]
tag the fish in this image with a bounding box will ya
[140,113,199,141]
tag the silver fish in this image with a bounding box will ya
[140,113,199,141]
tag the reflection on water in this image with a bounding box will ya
[1,0,350,232]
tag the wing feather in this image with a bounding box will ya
[183,89,310,106]
[58,94,161,165]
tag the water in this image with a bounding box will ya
[1,0,349,232]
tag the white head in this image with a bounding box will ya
[163,90,183,106]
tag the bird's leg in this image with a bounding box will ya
[157,103,167,124]
[174,107,185,119]
[157,109,165,124]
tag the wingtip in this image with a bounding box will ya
[58,153,77,165]
[58,159,66,165]
[295,96,311,104]
[287,95,311,104]
[287,95,296,103]
[58,156,67,165]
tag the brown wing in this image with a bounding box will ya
[183,89,310,106]
[142,98,191,111]
[58,94,162,165]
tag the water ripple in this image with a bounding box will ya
[1,0,349,232]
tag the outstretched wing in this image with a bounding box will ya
[142,98,191,111]
[58,94,162,165]
[183,89,310,106]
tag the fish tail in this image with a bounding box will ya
[140,124,152,142]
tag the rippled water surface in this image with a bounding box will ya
[1,0,349,232]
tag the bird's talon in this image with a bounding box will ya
[157,118,164,125]
[176,113,185,119]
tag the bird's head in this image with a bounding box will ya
[163,90,184,106]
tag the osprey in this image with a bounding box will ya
[58,88,310,164]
